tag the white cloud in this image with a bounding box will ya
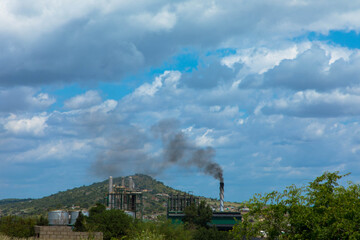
[262,90,360,117]
[239,46,360,91]
[210,105,221,112]
[89,99,118,113]
[64,90,102,109]
[4,114,48,136]
[7,139,91,163]
[195,129,214,147]
[223,44,307,74]
[134,71,181,97]
[129,8,177,32]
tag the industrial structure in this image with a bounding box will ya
[106,176,143,219]
[167,181,241,230]
[167,193,200,213]
[220,181,224,212]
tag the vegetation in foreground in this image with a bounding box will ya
[232,171,360,240]
[73,202,230,240]
[1,172,360,239]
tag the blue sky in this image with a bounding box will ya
[2,0,360,202]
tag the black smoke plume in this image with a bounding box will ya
[152,119,223,182]
[92,119,223,182]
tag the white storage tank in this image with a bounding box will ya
[69,211,80,225]
[48,210,69,225]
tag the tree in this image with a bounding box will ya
[183,200,212,229]
[36,215,49,226]
[73,212,86,232]
[87,209,135,240]
[231,171,360,240]
[89,202,106,217]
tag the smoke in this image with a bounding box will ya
[152,119,224,182]
[92,119,223,182]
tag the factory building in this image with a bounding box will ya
[167,182,241,230]
[106,176,143,219]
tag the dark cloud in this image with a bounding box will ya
[0,18,144,86]
[240,47,360,91]
[2,1,360,87]
[0,87,54,112]
[181,60,241,89]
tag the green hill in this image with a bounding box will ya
[0,174,188,218]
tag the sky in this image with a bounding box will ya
[1,0,360,202]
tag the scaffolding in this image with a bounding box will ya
[107,185,143,219]
[167,193,200,214]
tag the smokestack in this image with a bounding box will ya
[121,177,125,187]
[220,181,224,212]
[109,176,113,209]
[129,176,135,190]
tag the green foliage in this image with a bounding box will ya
[35,215,48,226]
[183,201,213,229]
[87,209,135,240]
[132,219,193,240]
[0,216,36,238]
[231,171,360,240]
[128,229,166,240]
[74,211,86,232]
[193,227,232,240]
[89,203,106,217]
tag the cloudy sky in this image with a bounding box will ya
[1,0,360,202]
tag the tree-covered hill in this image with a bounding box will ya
[0,174,188,217]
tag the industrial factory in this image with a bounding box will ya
[166,180,241,230]
[106,176,143,219]
[105,175,241,230]
[35,174,240,239]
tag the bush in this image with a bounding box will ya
[0,216,36,238]
[193,227,232,240]
[87,209,135,240]
[133,219,193,240]
[183,201,212,229]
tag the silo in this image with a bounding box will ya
[69,211,80,225]
[48,210,69,225]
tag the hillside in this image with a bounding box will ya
[0,174,189,218]
[0,174,243,218]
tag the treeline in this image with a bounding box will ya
[233,171,360,239]
[2,172,360,239]
[0,199,32,206]
[73,202,232,240]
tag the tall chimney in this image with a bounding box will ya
[121,177,125,187]
[109,176,113,209]
[220,182,224,212]
[129,176,135,190]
